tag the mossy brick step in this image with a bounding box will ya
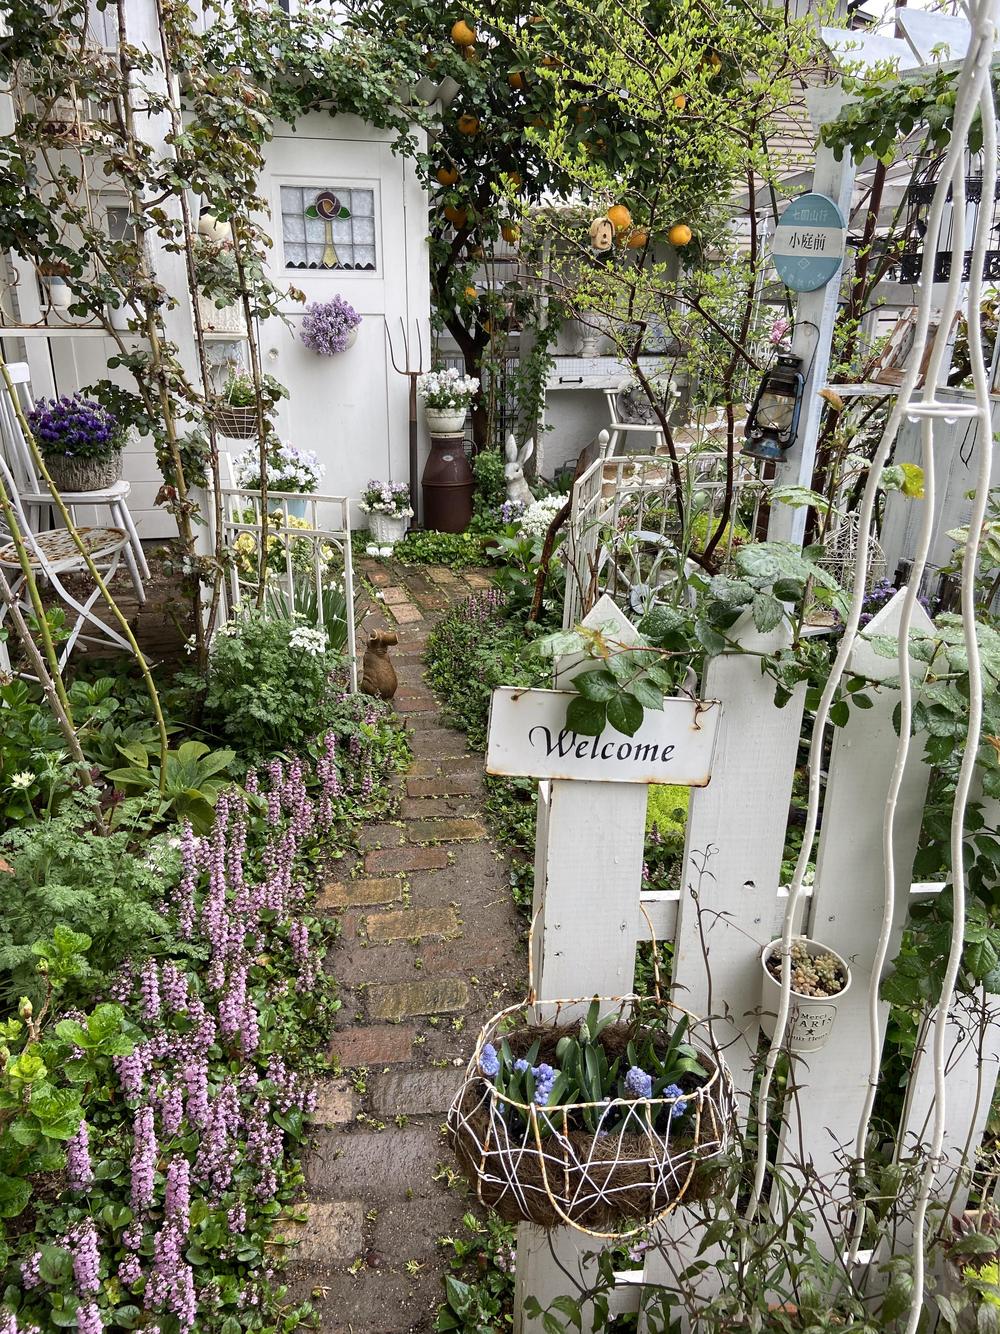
[305,1126,441,1199]
[295,1271,443,1334]
[406,756,480,779]
[355,823,406,851]
[281,1202,363,1264]
[363,844,448,876]
[381,586,410,605]
[406,776,478,799]
[328,1024,416,1068]
[368,976,468,1022]
[316,877,402,910]
[389,603,423,625]
[407,729,474,758]
[399,796,479,820]
[394,693,437,714]
[403,816,486,843]
[370,1194,465,1262]
[365,905,459,943]
[368,1068,464,1118]
[310,1078,358,1125]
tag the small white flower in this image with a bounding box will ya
[183,634,197,654]
[365,543,379,556]
[379,546,393,557]
[289,625,328,655]
[10,771,33,790]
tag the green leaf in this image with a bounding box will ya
[626,677,664,711]
[574,669,619,702]
[565,696,607,737]
[39,1243,73,1285]
[751,593,784,634]
[694,621,727,656]
[607,691,644,737]
[830,699,850,728]
[0,1174,30,1218]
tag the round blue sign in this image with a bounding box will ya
[772,193,846,292]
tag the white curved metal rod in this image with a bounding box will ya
[904,25,998,1334]
[747,14,996,1218]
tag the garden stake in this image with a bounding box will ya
[386,317,426,528]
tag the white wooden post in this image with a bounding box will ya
[898,795,1000,1216]
[776,591,933,1240]
[514,596,649,1334]
[768,86,856,548]
[638,615,806,1328]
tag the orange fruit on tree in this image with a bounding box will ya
[501,222,520,243]
[673,93,687,111]
[436,165,459,186]
[444,204,468,228]
[627,228,649,249]
[606,204,632,233]
[457,113,480,135]
[540,54,561,68]
[507,71,527,90]
[669,223,693,246]
[464,285,478,301]
[451,19,476,46]
[507,171,523,189]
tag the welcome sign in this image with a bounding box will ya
[486,687,722,787]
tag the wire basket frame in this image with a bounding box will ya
[447,995,737,1238]
[818,511,887,597]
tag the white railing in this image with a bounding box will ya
[213,487,358,691]
[562,451,767,629]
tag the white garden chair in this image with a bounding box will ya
[0,363,149,602]
[601,377,679,457]
[0,455,133,673]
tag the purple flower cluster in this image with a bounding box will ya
[299,295,362,355]
[66,1118,93,1191]
[27,394,121,462]
[459,588,507,625]
[857,577,934,628]
[625,1065,653,1100]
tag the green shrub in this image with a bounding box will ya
[392,528,489,569]
[199,610,341,755]
[473,447,506,510]
[0,795,179,1005]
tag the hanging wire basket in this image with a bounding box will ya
[817,511,887,597]
[447,994,737,1237]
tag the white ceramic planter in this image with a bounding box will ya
[759,938,852,1054]
[41,276,72,309]
[369,511,411,547]
[343,326,358,351]
[197,294,248,338]
[425,407,467,436]
[106,303,133,332]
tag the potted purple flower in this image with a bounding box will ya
[299,296,362,356]
[27,394,126,492]
[357,479,413,548]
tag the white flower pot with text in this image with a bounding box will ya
[759,938,851,1054]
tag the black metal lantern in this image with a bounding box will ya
[742,354,805,462]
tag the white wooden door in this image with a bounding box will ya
[257,117,426,519]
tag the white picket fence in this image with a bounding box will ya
[509,587,1000,1330]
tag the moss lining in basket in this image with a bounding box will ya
[448,996,737,1236]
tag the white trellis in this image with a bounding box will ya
[498,11,1000,1326]
[211,486,358,691]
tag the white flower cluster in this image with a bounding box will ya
[365,544,395,558]
[417,367,480,410]
[234,442,325,494]
[289,625,329,655]
[518,493,564,540]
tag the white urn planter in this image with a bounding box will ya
[759,938,852,1054]
[41,276,72,310]
[368,511,411,547]
[425,407,467,436]
[197,294,248,339]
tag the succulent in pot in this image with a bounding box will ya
[27,393,126,492]
[759,937,852,1054]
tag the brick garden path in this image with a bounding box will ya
[287,560,524,1333]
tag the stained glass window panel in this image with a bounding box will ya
[279,185,378,272]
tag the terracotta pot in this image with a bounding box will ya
[421,435,473,533]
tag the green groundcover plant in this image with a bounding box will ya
[0,682,408,1333]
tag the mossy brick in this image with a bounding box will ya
[310,1078,358,1125]
[364,845,449,875]
[328,1025,416,1067]
[365,905,459,943]
[391,603,423,625]
[317,878,402,910]
[406,777,478,799]
[404,817,486,843]
[282,1202,364,1264]
[368,976,468,1021]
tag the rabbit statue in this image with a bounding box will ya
[360,628,399,701]
[504,434,534,509]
